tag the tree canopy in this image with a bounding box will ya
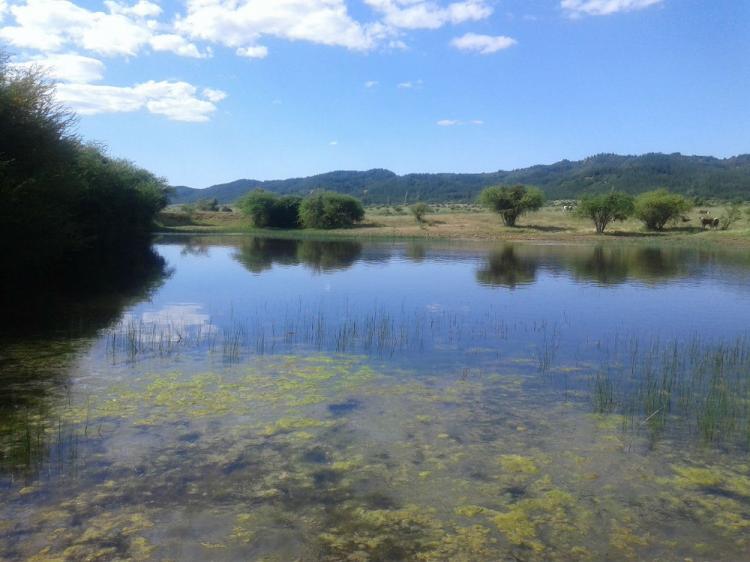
[478,185,544,227]
[577,192,635,233]
[634,189,692,231]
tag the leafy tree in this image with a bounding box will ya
[719,202,743,230]
[478,185,544,227]
[238,191,301,228]
[0,53,169,284]
[576,192,634,233]
[634,189,692,231]
[409,202,431,223]
[269,195,302,228]
[299,191,364,229]
[238,190,278,227]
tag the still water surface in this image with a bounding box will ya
[2,235,750,561]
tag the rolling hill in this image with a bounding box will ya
[170,153,750,205]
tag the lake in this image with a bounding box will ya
[2,235,750,561]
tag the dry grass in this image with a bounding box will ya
[157,205,750,246]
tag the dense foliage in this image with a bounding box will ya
[238,190,302,228]
[409,202,431,223]
[299,191,365,229]
[478,185,544,227]
[171,153,750,205]
[577,192,635,233]
[634,189,692,231]
[0,54,169,284]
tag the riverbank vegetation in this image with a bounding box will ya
[238,190,364,229]
[0,54,170,289]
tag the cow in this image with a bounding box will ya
[701,217,720,229]
[562,205,574,212]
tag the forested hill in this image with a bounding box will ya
[171,153,750,205]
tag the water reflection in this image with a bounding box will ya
[475,245,538,288]
[234,237,363,273]
[0,247,171,478]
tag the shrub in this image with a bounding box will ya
[478,185,544,227]
[719,202,743,231]
[269,195,302,228]
[299,191,364,229]
[238,190,278,227]
[576,192,634,234]
[634,189,692,231]
[409,202,431,223]
[195,197,219,211]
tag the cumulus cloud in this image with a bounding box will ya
[450,33,516,54]
[150,34,208,58]
[0,1,8,21]
[202,87,227,103]
[0,0,203,57]
[364,80,378,88]
[55,80,226,122]
[365,0,492,30]
[236,45,269,59]
[11,53,106,82]
[175,0,388,53]
[561,0,663,17]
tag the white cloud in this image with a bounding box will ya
[104,0,161,18]
[236,45,269,59]
[0,1,8,22]
[150,34,208,58]
[365,80,379,88]
[12,53,105,82]
[436,118,483,126]
[176,0,388,54]
[202,87,227,103]
[329,140,338,146]
[450,33,517,54]
[55,80,223,122]
[0,0,203,58]
[398,79,423,89]
[561,0,663,17]
[365,0,492,30]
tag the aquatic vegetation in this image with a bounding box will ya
[498,454,539,475]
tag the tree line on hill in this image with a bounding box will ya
[0,52,171,289]
[171,153,750,206]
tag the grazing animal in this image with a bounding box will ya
[698,210,709,215]
[701,217,720,229]
[562,205,574,212]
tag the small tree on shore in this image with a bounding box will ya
[719,202,743,231]
[409,202,431,224]
[299,191,365,229]
[577,192,634,234]
[238,190,278,227]
[634,189,692,231]
[478,185,544,227]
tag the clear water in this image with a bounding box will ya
[2,235,750,561]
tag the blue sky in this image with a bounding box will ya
[1,0,748,187]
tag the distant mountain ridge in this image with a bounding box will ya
[170,153,750,205]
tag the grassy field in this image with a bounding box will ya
[157,203,750,246]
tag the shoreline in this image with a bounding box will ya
[156,209,750,249]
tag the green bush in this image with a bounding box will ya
[0,54,169,282]
[576,192,634,234]
[299,191,364,229]
[719,202,743,231]
[409,202,431,223]
[634,189,692,231]
[478,185,544,227]
[239,191,301,228]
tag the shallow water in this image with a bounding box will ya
[2,236,750,561]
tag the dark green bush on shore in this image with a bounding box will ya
[299,191,365,229]
[0,54,169,284]
[239,190,302,228]
[634,189,692,231]
[577,192,635,233]
[478,185,544,227]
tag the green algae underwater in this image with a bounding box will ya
[2,236,750,561]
